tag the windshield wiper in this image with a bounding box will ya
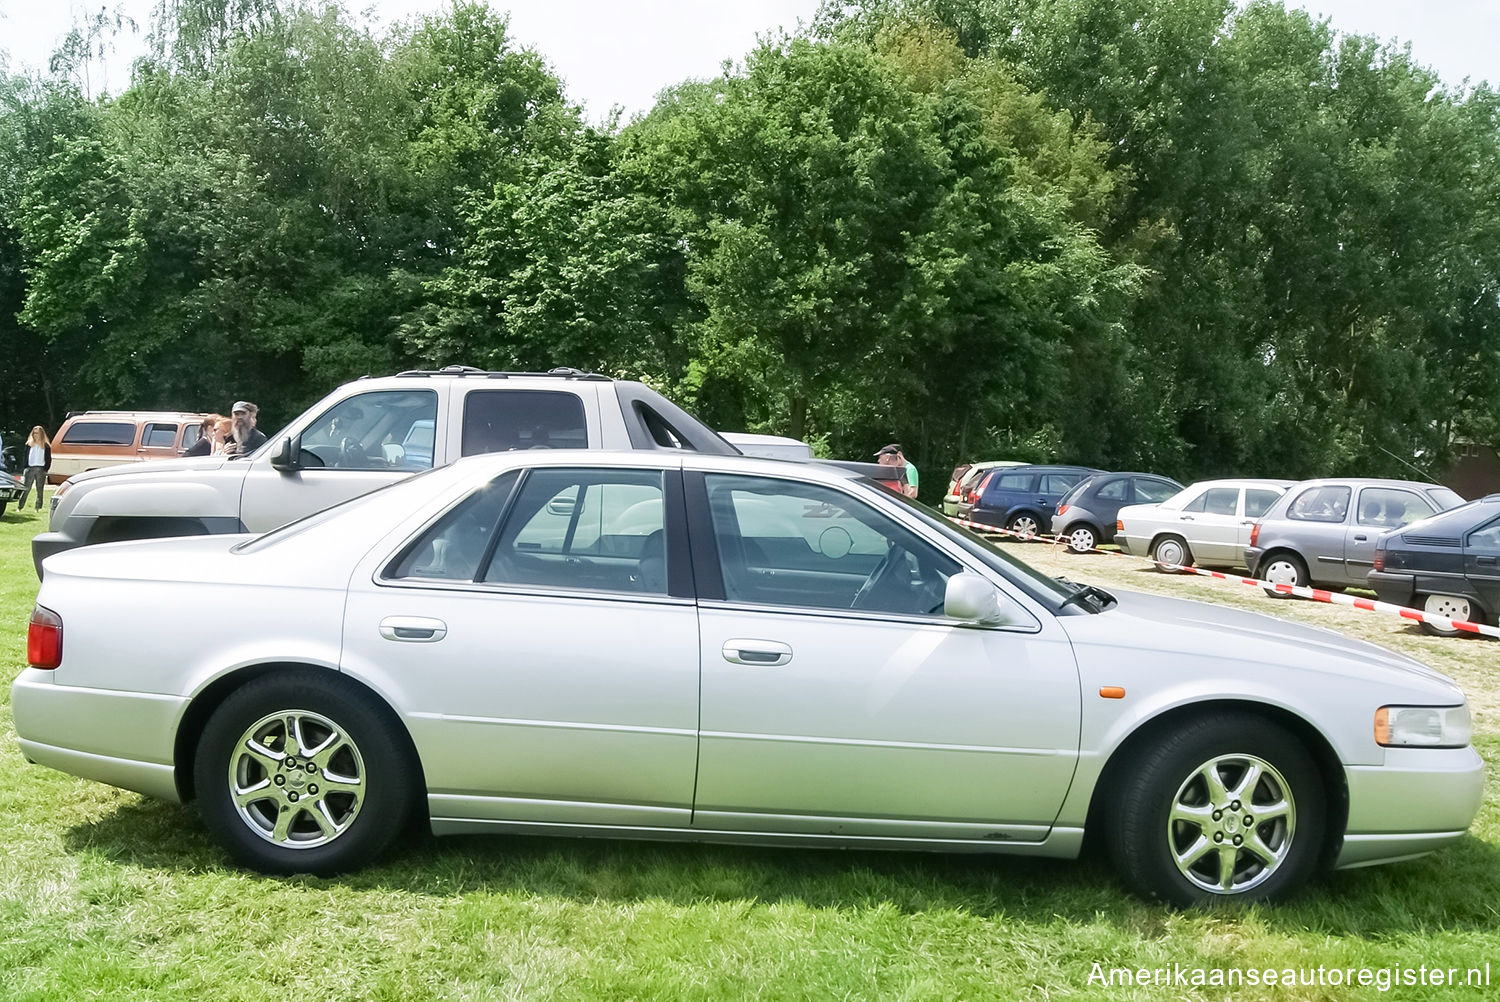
[1057,580,1115,614]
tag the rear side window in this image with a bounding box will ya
[1245,488,1282,518]
[388,472,520,580]
[61,421,136,446]
[143,423,178,448]
[1183,487,1238,514]
[1133,478,1179,504]
[1096,479,1129,501]
[1357,488,1432,528]
[462,390,588,455]
[1287,485,1351,523]
[993,472,1032,492]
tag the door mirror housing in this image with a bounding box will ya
[944,572,1008,625]
[269,437,298,471]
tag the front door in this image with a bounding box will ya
[688,472,1081,843]
[1346,487,1435,584]
[341,464,700,828]
[239,388,442,531]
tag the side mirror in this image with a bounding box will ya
[944,572,1008,625]
[269,437,298,471]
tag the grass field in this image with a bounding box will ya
[1,502,1496,1000]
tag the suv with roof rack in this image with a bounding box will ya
[33,366,738,576]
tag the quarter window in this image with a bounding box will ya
[300,390,439,471]
[1287,485,1352,523]
[482,469,667,595]
[461,390,588,455]
[704,474,960,616]
[61,421,135,446]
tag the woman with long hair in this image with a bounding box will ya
[19,425,52,512]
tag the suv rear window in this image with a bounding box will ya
[61,421,136,446]
[461,390,588,455]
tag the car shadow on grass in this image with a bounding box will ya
[62,798,1500,934]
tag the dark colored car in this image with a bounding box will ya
[955,464,1101,536]
[1368,496,1500,635]
[1051,472,1185,553]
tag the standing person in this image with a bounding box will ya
[18,426,52,512]
[223,401,267,457]
[875,443,919,499]
[183,414,225,457]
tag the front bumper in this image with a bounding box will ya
[11,668,187,802]
[1335,744,1485,869]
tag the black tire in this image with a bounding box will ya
[195,669,417,876]
[1106,714,1325,907]
[1256,551,1308,598]
[1150,534,1193,573]
[1063,524,1100,554]
[1006,511,1042,539]
[0,499,8,517]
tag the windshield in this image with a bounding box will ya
[867,480,1076,606]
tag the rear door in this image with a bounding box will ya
[1177,486,1241,563]
[138,421,184,463]
[1038,471,1086,527]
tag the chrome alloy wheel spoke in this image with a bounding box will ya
[229,708,367,850]
[1168,753,1296,895]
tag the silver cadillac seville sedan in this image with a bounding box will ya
[13,451,1484,906]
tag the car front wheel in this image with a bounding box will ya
[194,670,417,876]
[1107,714,1325,906]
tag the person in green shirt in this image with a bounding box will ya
[875,443,919,499]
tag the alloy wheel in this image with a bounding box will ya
[228,709,367,849]
[1166,753,1296,895]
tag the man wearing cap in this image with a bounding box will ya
[224,401,267,457]
[875,444,919,499]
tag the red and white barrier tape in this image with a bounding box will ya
[947,515,1500,640]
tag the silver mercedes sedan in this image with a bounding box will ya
[12,452,1483,906]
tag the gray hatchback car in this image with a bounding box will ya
[1246,478,1466,590]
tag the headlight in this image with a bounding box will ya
[1374,704,1471,748]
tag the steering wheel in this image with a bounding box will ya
[850,546,906,610]
[337,437,369,468]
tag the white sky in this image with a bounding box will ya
[0,2,1494,119]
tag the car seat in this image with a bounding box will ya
[636,529,667,593]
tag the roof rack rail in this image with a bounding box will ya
[392,365,610,381]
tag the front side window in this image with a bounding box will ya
[61,421,136,446]
[704,474,961,616]
[1287,485,1351,523]
[1467,516,1500,553]
[1134,478,1180,504]
[1357,488,1433,528]
[482,468,667,595]
[461,390,588,456]
[300,390,439,471]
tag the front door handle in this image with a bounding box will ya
[379,616,448,643]
[1478,556,1497,566]
[722,639,793,667]
[1180,515,1195,522]
[1354,534,1368,542]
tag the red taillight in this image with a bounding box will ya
[1373,545,1385,573]
[1249,522,1261,548]
[1056,504,1070,517]
[28,605,63,670]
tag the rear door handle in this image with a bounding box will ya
[379,616,448,642]
[722,639,793,667]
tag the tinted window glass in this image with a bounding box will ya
[1357,488,1433,528]
[1430,487,1465,511]
[483,468,666,595]
[142,423,178,449]
[462,390,588,455]
[301,390,439,471]
[1041,473,1082,494]
[704,474,960,615]
[1134,478,1180,504]
[61,421,135,446]
[1287,485,1351,523]
[993,472,1032,492]
[181,424,202,451]
[389,473,520,580]
[1097,479,1128,500]
[1245,488,1282,518]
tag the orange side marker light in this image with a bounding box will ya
[1099,686,1126,699]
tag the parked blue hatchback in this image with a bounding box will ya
[955,464,1102,535]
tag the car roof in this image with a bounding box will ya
[1184,478,1297,488]
[61,411,208,421]
[1284,477,1448,491]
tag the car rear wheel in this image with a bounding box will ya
[195,670,417,876]
[1064,525,1099,553]
[1107,714,1325,906]
[1419,594,1482,637]
[1006,513,1040,539]
[1258,552,1307,598]
[1151,534,1192,572]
